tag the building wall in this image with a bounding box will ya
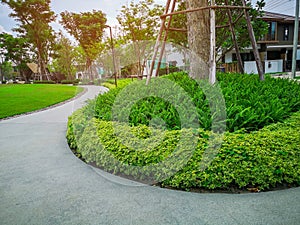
[244,60,283,74]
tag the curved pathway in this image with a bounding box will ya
[0,86,299,225]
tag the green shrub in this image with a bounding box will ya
[67,107,300,191]
[94,72,300,132]
[163,113,300,190]
[158,66,180,76]
[217,73,300,131]
[61,79,79,85]
[33,80,56,84]
[67,72,300,191]
[101,82,116,89]
[101,78,133,90]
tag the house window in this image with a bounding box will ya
[283,25,289,41]
[266,22,277,41]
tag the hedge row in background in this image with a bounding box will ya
[33,80,56,84]
[32,80,80,85]
[67,105,300,191]
[61,79,80,85]
[95,72,300,132]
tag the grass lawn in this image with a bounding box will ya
[0,84,84,119]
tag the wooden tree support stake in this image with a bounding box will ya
[146,0,265,84]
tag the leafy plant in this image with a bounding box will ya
[67,71,300,191]
[94,72,300,132]
[67,107,300,191]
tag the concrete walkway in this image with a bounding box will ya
[0,86,299,225]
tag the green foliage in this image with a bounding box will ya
[167,0,188,47]
[0,32,31,81]
[167,0,268,61]
[61,79,79,85]
[128,96,181,130]
[218,73,300,131]
[2,0,57,76]
[51,33,77,80]
[0,61,14,81]
[94,72,300,132]
[116,0,163,76]
[68,71,300,191]
[101,82,116,90]
[163,113,300,190]
[67,107,300,190]
[101,78,133,89]
[117,0,163,42]
[158,66,181,76]
[60,10,107,67]
[33,80,56,84]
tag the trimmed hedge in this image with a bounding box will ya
[33,80,56,84]
[67,106,300,191]
[61,79,79,85]
[67,72,300,191]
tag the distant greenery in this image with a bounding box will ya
[60,10,107,72]
[33,80,56,84]
[0,84,83,119]
[2,0,56,78]
[61,79,80,85]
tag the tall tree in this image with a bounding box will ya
[51,33,76,80]
[117,0,163,76]
[0,32,32,82]
[1,0,56,79]
[60,10,107,80]
[0,61,14,81]
[186,0,210,79]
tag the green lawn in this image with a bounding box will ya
[0,84,84,119]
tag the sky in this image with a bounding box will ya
[0,0,165,35]
[0,0,297,35]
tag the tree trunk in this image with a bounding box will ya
[186,0,210,79]
[86,57,93,80]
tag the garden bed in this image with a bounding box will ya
[67,72,300,192]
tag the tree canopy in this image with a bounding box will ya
[0,32,32,81]
[51,32,76,80]
[60,9,107,73]
[117,0,163,42]
[1,0,56,79]
[117,0,163,76]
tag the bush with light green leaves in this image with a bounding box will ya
[67,72,300,191]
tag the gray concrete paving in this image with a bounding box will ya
[0,85,299,225]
